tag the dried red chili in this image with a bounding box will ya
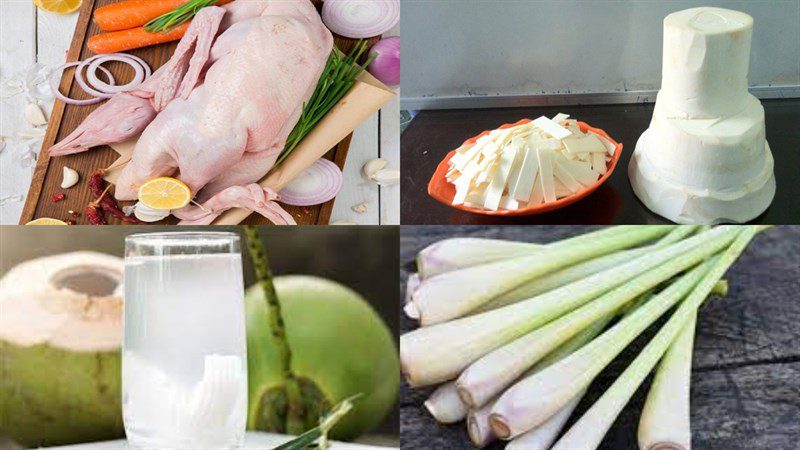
[87,169,142,224]
[85,183,111,225]
[85,203,107,225]
[51,193,65,203]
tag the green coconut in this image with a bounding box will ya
[0,252,125,447]
[245,275,399,440]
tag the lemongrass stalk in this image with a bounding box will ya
[400,226,737,387]
[467,314,616,447]
[412,226,674,325]
[506,392,584,450]
[460,273,723,408]
[417,238,544,279]
[637,314,695,450]
[489,257,716,439]
[424,382,468,424]
[479,226,699,312]
[416,226,660,279]
[502,293,658,450]
[550,227,760,450]
[404,273,421,320]
[457,270,671,407]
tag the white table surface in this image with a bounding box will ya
[44,432,397,449]
[0,2,400,225]
[0,432,396,449]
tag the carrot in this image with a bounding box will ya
[87,22,190,54]
[93,0,233,32]
[94,0,190,31]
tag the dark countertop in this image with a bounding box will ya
[400,100,800,224]
[399,226,800,450]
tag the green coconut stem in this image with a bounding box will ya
[244,226,305,434]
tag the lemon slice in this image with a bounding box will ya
[26,218,68,225]
[34,0,82,15]
[138,177,192,210]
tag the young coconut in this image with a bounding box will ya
[245,275,399,439]
[0,252,124,447]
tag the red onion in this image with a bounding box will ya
[278,158,344,206]
[49,53,151,105]
[322,0,400,38]
[368,36,399,86]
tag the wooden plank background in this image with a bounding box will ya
[400,226,800,450]
[0,0,399,225]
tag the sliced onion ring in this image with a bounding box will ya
[87,56,144,93]
[278,158,344,206]
[49,52,152,105]
[49,62,108,106]
[74,56,116,99]
[322,0,400,39]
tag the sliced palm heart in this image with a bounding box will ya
[138,177,192,210]
[34,0,82,15]
[447,114,616,211]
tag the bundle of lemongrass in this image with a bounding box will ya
[401,225,766,450]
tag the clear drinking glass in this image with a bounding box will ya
[123,232,247,449]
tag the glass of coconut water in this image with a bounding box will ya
[123,232,247,449]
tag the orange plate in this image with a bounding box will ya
[427,119,624,216]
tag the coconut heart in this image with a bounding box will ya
[0,252,124,447]
[245,275,399,439]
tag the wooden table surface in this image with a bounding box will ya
[0,1,399,225]
[400,226,800,450]
[400,100,800,225]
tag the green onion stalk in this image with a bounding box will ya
[145,0,223,34]
[277,41,377,166]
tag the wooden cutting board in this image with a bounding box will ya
[20,0,370,225]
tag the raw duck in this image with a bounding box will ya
[48,0,333,224]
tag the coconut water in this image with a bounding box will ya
[123,252,247,449]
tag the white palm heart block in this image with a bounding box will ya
[629,7,776,224]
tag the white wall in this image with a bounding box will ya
[400,0,800,108]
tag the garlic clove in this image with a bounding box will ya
[371,168,400,186]
[351,203,367,214]
[61,166,79,189]
[24,102,48,127]
[362,158,388,179]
